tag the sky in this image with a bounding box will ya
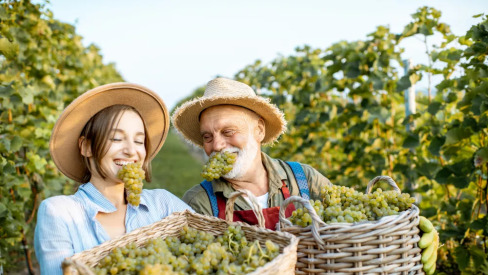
[46,0,487,110]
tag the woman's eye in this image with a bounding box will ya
[223,130,235,136]
[111,138,122,142]
[135,141,144,145]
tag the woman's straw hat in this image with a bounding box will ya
[172,77,286,147]
[49,83,169,183]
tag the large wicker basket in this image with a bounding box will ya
[62,190,298,275]
[278,176,424,274]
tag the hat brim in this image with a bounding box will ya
[172,95,286,147]
[50,83,169,183]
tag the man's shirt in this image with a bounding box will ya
[34,182,193,275]
[183,152,332,216]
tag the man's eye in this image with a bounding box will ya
[223,130,235,136]
[203,135,212,142]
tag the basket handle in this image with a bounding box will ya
[278,196,326,249]
[226,189,266,228]
[62,259,96,275]
[366,176,401,194]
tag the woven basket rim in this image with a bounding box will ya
[64,210,299,275]
[277,194,423,274]
[281,203,420,230]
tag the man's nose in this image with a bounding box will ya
[212,135,226,152]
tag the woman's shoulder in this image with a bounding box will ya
[38,194,81,215]
[141,189,180,203]
[41,194,79,205]
[141,189,192,212]
[142,188,173,196]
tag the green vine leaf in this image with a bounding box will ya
[10,136,22,152]
[469,246,488,269]
[0,38,19,59]
[455,246,470,271]
[445,128,472,145]
[402,133,419,149]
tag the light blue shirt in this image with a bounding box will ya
[34,183,193,275]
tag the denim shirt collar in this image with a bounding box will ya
[75,183,149,219]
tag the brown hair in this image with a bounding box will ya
[79,105,152,183]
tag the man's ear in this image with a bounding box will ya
[79,137,93,157]
[255,118,266,143]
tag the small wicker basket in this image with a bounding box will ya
[62,190,298,275]
[278,176,424,275]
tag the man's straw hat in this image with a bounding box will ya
[172,77,286,147]
[50,83,169,183]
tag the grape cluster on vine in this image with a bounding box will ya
[289,184,416,227]
[93,225,280,275]
[201,151,237,181]
[117,162,145,207]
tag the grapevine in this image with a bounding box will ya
[0,1,124,271]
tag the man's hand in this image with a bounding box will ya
[418,216,439,275]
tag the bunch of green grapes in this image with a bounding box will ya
[289,200,325,227]
[117,162,145,206]
[93,225,280,275]
[289,185,416,227]
[201,151,237,181]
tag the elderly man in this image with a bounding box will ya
[172,77,331,229]
[172,77,438,274]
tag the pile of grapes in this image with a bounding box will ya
[93,225,280,275]
[117,162,145,207]
[201,151,237,181]
[289,185,416,227]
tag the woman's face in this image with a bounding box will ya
[90,110,147,184]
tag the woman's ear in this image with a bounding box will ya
[79,137,93,157]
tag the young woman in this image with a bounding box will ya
[34,83,193,275]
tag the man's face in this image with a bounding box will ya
[200,105,264,179]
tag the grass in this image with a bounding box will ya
[149,130,204,198]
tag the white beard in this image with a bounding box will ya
[221,135,260,180]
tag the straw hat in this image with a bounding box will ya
[50,83,169,183]
[172,77,287,147]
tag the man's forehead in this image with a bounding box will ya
[200,105,259,120]
[199,105,259,130]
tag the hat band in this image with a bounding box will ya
[198,104,262,121]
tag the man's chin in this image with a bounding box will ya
[221,174,234,180]
[222,169,246,180]
[222,172,237,180]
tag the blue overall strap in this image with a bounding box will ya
[200,180,219,217]
[285,161,310,200]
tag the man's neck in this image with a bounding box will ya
[225,153,268,196]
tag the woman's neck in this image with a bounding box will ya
[90,178,126,208]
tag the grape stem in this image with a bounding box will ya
[245,241,257,264]
[256,240,270,261]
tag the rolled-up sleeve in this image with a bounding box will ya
[34,200,74,275]
[301,163,332,200]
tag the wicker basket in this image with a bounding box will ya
[278,176,424,275]
[62,190,298,275]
